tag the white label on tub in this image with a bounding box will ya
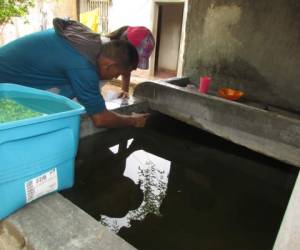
[25,168,58,203]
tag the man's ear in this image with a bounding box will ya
[98,56,116,67]
[99,57,117,73]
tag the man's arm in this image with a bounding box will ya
[66,69,146,127]
[119,72,131,98]
[91,110,149,128]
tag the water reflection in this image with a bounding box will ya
[61,116,298,250]
[109,138,134,154]
[100,148,171,233]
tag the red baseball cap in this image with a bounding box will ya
[127,26,155,69]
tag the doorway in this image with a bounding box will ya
[154,3,184,78]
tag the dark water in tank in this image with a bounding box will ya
[61,113,298,250]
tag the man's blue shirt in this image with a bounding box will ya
[0,29,105,114]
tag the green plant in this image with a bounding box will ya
[0,0,34,25]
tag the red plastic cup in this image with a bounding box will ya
[198,76,212,93]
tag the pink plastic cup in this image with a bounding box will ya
[198,76,212,93]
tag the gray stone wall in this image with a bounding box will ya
[183,0,300,112]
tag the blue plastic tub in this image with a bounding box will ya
[0,83,85,219]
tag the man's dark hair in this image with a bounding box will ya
[99,40,138,71]
[105,26,129,40]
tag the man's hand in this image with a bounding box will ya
[131,112,150,128]
[91,110,150,128]
[118,91,129,99]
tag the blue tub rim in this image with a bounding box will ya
[0,83,86,130]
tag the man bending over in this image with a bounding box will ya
[0,27,149,128]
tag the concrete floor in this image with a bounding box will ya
[2,193,137,250]
[101,68,170,100]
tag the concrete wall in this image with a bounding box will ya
[134,81,300,168]
[157,4,183,71]
[183,0,300,113]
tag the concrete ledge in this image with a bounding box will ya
[163,76,190,87]
[134,81,300,167]
[3,193,135,250]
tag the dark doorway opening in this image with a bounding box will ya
[155,3,184,78]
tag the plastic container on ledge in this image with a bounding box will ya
[0,83,85,219]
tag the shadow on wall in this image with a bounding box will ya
[196,57,296,112]
[199,58,273,98]
[185,2,300,113]
[194,5,268,103]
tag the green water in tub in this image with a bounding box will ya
[0,98,43,123]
